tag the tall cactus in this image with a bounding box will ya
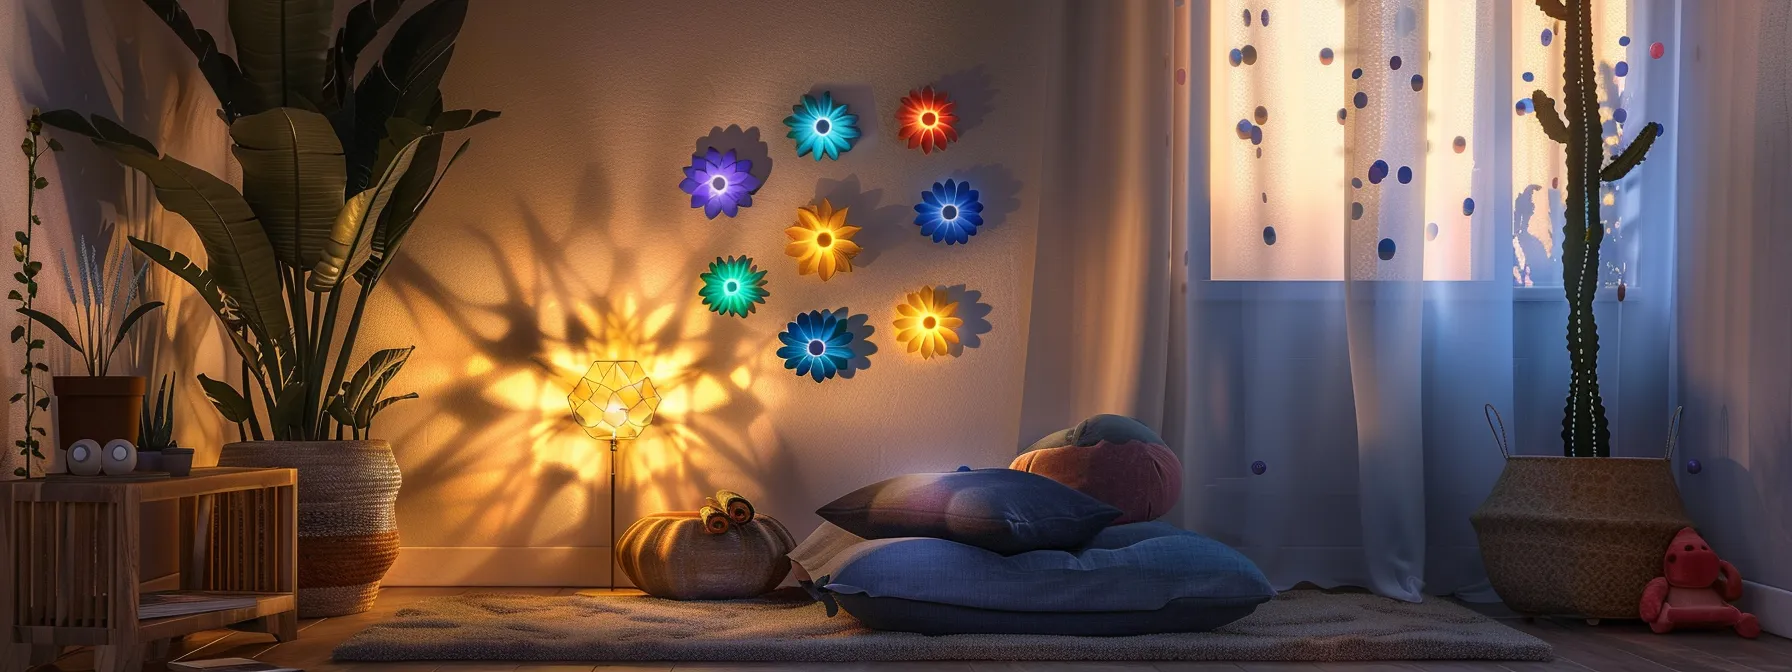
[1530,0,1661,458]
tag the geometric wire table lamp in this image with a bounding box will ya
[567,360,661,588]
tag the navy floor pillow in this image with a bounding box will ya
[816,469,1121,555]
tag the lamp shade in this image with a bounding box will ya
[568,360,661,440]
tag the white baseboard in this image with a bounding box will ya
[1739,580,1792,638]
[383,547,626,587]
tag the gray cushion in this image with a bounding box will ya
[818,521,1273,620]
[815,469,1121,555]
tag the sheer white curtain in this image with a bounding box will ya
[1181,0,1679,601]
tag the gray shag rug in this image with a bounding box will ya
[333,588,1550,663]
[329,587,1548,663]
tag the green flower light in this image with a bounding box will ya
[698,255,769,318]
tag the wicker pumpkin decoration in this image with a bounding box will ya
[616,512,796,600]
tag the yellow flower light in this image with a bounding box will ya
[893,286,963,359]
[567,360,661,440]
[785,199,861,281]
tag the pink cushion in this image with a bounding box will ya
[1010,440,1181,524]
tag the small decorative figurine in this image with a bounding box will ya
[1639,527,1760,638]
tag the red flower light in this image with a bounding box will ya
[897,86,959,154]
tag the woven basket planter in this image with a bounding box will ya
[219,440,401,617]
[617,512,795,600]
[1471,455,1691,619]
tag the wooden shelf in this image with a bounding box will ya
[139,593,295,641]
[11,467,295,503]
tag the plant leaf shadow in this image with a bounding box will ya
[812,175,911,268]
[692,124,773,194]
[939,284,993,357]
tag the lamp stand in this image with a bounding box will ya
[609,437,619,590]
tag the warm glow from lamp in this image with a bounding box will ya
[567,360,661,440]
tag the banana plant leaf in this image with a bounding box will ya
[227,0,333,113]
[141,0,246,120]
[230,108,347,268]
[129,238,278,391]
[348,0,467,192]
[326,346,412,429]
[309,134,424,290]
[325,0,408,112]
[198,372,254,423]
[47,112,291,348]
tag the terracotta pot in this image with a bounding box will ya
[616,512,795,600]
[1470,455,1692,619]
[52,376,145,454]
[218,440,401,617]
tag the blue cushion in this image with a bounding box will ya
[820,522,1273,614]
[815,469,1121,555]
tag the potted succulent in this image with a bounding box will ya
[17,232,164,467]
[1469,0,1686,621]
[138,373,194,476]
[44,0,496,616]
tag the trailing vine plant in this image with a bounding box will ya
[10,110,61,477]
[1528,0,1662,457]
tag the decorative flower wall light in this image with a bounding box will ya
[567,360,662,441]
[785,199,861,281]
[679,148,760,219]
[897,86,959,154]
[777,310,855,382]
[784,92,860,160]
[697,255,769,318]
[914,179,985,244]
[893,286,962,359]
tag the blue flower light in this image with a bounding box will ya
[776,310,854,382]
[784,92,860,161]
[678,148,759,219]
[913,179,985,245]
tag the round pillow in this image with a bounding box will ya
[616,512,796,600]
[1010,414,1181,524]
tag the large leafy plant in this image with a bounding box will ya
[45,0,496,442]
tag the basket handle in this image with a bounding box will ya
[1663,405,1684,461]
[1484,403,1511,460]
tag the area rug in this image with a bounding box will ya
[332,588,1552,663]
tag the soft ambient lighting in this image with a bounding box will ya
[897,86,959,153]
[777,310,854,382]
[568,360,662,440]
[784,91,860,160]
[894,286,963,359]
[785,199,861,281]
[679,148,759,219]
[698,255,769,318]
[914,179,985,244]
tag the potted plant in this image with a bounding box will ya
[17,232,164,467]
[1469,0,1687,621]
[9,110,61,478]
[138,373,194,476]
[43,0,496,616]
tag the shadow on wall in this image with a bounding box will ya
[378,163,808,579]
[935,66,997,136]
[812,175,910,268]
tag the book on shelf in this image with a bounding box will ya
[167,658,298,672]
[138,591,261,620]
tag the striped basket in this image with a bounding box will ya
[219,440,402,617]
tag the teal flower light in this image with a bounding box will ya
[784,92,860,161]
[698,256,769,318]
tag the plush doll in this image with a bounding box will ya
[1639,527,1760,638]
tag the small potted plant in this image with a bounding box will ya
[138,373,192,476]
[17,231,164,463]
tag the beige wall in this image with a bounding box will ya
[3,0,236,582]
[368,0,1064,584]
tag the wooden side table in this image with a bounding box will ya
[0,467,298,672]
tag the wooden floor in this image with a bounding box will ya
[41,587,1792,672]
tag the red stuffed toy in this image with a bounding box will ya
[1639,527,1760,638]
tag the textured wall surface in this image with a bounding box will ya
[357,0,1063,582]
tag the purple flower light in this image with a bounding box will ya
[679,148,760,219]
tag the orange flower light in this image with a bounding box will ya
[785,199,862,281]
[897,86,959,154]
[893,286,963,359]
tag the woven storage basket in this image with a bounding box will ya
[219,440,402,617]
[617,512,795,600]
[1469,407,1692,619]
